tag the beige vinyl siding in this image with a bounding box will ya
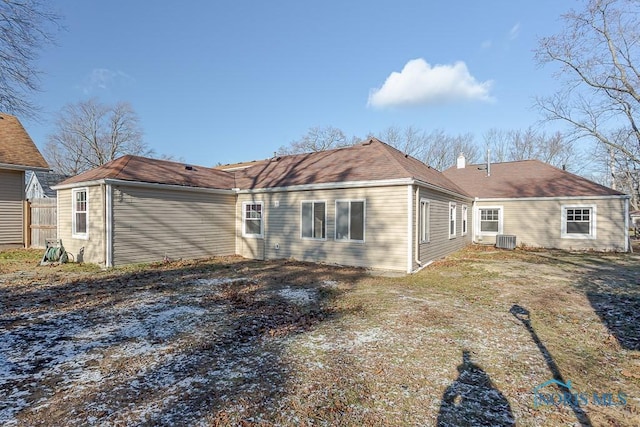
[474,198,627,251]
[413,186,471,270]
[236,185,409,271]
[0,169,24,245]
[112,186,235,265]
[57,185,105,264]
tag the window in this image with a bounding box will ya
[335,200,365,241]
[480,209,500,233]
[449,202,457,239]
[301,201,326,239]
[462,205,468,236]
[562,205,596,239]
[243,202,263,237]
[72,188,88,239]
[419,199,431,243]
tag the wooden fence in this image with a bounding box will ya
[27,198,57,248]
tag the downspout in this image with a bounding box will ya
[625,197,631,253]
[407,185,413,273]
[415,186,422,269]
[105,184,113,267]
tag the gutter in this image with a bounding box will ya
[0,162,50,172]
[53,178,235,195]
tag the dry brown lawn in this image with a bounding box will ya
[0,246,639,426]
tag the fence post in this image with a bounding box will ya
[24,200,31,248]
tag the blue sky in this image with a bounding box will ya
[25,0,575,167]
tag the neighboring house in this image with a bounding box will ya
[25,171,69,200]
[443,155,630,252]
[53,139,472,272]
[0,114,49,247]
[631,210,640,230]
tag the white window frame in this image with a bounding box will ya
[461,204,468,236]
[335,199,366,242]
[561,204,597,239]
[301,200,327,240]
[72,187,89,239]
[242,201,264,238]
[419,198,431,243]
[449,202,457,239]
[477,206,503,237]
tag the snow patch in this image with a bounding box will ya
[277,287,317,305]
[192,277,252,286]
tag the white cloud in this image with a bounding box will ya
[367,58,493,108]
[79,68,134,94]
[509,23,520,40]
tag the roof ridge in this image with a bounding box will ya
[113,155,134,180]
[374,139,419,177]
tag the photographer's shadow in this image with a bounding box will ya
[437,350,515,427]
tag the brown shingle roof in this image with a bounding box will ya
[55,139,469,197]
[57,155,235,190]
[0,114,49,169]
[235,138,470,196]
[443,159,624,198]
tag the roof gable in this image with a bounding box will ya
[0,114,49,169]
[31,172,70,197]
[443,159,624,198]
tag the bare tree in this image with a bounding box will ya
[535,0,640,166]
[482,129,511,162]
[483,127,581,170]
[45,99,150,175]
[377,125,427,158]
[376,126,480,170]
[277,126,356,155]
[0,1,62,118]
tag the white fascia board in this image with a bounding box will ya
[0,162,50,172]
[413,179,473,201]
[53,178,235,195]
[236,178,414,194]
[52,179,106,190]
[476,194,631,202]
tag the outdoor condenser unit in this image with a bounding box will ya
[496,234,517,250]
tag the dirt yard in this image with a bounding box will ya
[0,247,639,426]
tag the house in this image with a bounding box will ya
[0,114,49,247]
[443,155,630,251]
[53,139,472,272]
[631,210,640,228]
[53,139,630,271]
[25,171,69,199]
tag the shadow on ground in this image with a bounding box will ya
[0,257,364,425]
[437,350,514,427]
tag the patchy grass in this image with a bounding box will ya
[0,247,639,426]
